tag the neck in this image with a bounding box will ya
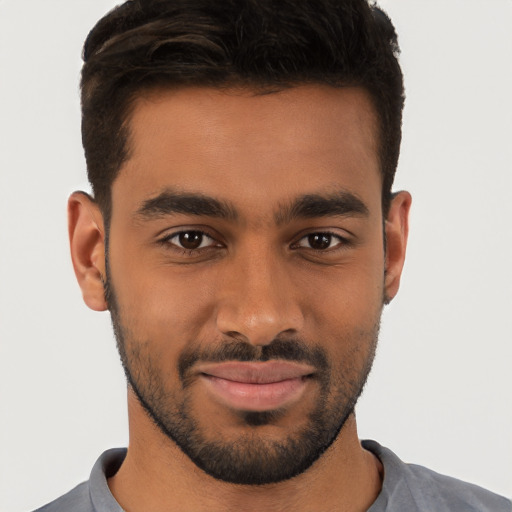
[108,390,383,512]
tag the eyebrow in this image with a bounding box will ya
[275,191,369,225]
[135,190,238,221]
[135,188,368,224]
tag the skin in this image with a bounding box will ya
[69,85,411,511]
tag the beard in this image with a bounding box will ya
[105,268,380,485]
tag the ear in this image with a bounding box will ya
[68,191,108,311]
[384,191,412,303]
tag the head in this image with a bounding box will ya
[70,0,410,486]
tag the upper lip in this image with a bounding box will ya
[196,361,316,384]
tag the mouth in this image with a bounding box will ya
[196,361,315,412]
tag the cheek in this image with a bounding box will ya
[299,253,385,331]
[108,242,219,355]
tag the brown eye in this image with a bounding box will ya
[295,232,345,251]
[166,230,217,251]
[307,233,332,250]
[178,231,204,249]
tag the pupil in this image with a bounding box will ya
[179,232,202,249]
[309,234,331,250]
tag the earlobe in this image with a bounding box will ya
[68,191,108,311]
[384,191,412,304]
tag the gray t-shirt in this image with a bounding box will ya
[34,440,511,511]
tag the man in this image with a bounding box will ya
[33,0,511,511]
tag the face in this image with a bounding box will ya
[100,85,397,484]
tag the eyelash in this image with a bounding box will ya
[292,231,349,251]
[157,229,350,255]
[158,230,221,255]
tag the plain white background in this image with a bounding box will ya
[0,1,511,510]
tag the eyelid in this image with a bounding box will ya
[157,227,223,251]
[171,231,216,249]
[156,226,352,253]
[292,230,351,251]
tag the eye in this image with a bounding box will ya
[165,230,217,251]
[295,232,345,251]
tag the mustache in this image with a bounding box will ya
[178,338,329,383]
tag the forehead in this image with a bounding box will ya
[113,85,381,220]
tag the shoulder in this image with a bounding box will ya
[32,481,93,512]
[31,448,127,512]
[363,440,512,512]
[403,461,512,511]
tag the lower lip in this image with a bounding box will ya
[201,375,308,412]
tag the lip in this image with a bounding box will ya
[197,361,315,412]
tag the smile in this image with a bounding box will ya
[197,361,315,412]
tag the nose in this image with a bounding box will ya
[215,244,304,346]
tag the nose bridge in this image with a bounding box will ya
[216,240,303,344]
